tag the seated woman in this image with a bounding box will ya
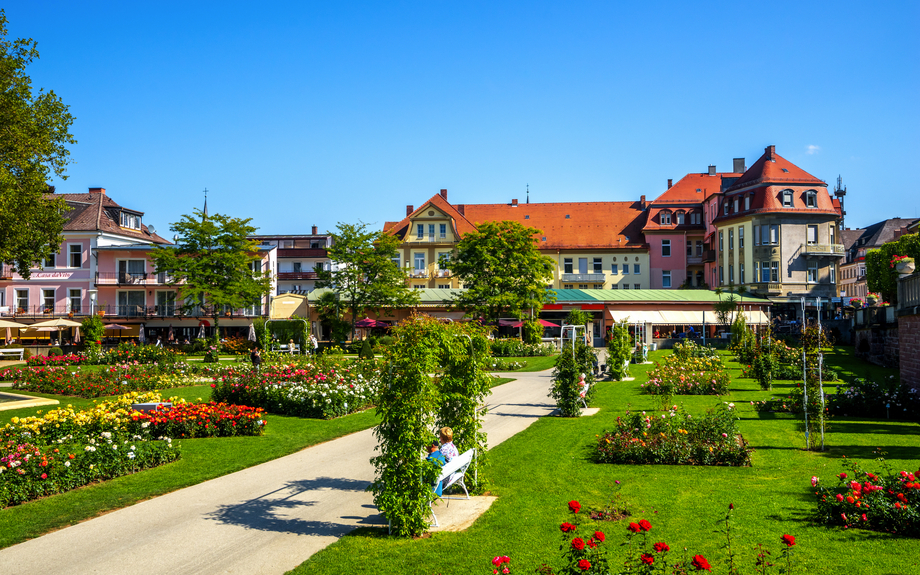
[438,426,459,462]
[426,441,446,497]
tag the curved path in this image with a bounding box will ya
[0,370,554,575]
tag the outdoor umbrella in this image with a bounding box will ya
[168,325,175,342]
[73,327,81,344]
[104,324,130,330]
[509,319,560,328]
[139,324,146,344]
[248,323,256,342]
[27,318,82,328]
[198,324,206,339]
[354,317,380,328]
[0,319,26,344]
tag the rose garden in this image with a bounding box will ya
[0,317,918,574]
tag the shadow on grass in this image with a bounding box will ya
[207,476,381,536]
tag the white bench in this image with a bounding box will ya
[0,348,24,361]
[430,448,475,527]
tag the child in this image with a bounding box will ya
[427,441,446,496]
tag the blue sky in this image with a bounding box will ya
[8,2,919,236]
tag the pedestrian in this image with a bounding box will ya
[310,333,318,355]
[250,347,261,370]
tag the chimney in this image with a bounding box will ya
[667,179,673,189]
[88,187,106,195]
[708,165,716,176]
[406,205,414,216]
[440,189,447,200]
[457,204,465,216]
[511,199,518,206]
[311,225,318,235]
[640,195,647,209]
[733,158,746,173]
[766,145,776,160]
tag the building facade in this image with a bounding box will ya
[250,228,333,294]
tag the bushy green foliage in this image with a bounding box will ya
[81,315,105,350]
[358,339,374,359]
[522,317,543,345]
[47,347,62,357]
[490,338,555,357]
[594,403,752,466]
[827,377,920,420]
[866,232,920,302]
[672,340,719,360]
[252,317,271,351]
[565,309,591,329]
[551,340,596,416]
[605,320,631,381]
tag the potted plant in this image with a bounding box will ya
[848,297,864,309]
[866,292,880,307]
[890,254,916,275]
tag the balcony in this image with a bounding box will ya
[278,272,319,280]
[95,272,175,286]
[277,248,327,258]
[687,255,704,265]
[802,243,845,257]
[410,269,430,279]
[750,282,783,295]
[410,235,450,243]
[0,264,13,280]
[702,250,716,263]
[434,269,452,278]
[561,273,606,282]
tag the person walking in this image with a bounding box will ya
[250,348,261,370]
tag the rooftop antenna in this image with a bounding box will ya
[526,184,530,204]
[833,176,846,230]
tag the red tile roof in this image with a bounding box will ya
[50,192,171,244]
[651,172,728,204]
[387,195,648,249]
[726,145,825,192]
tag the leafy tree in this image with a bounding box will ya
[521,317,543,345]
[0,10,76,279]
[314,291,351,342]
[551,339,597,416]
[866,233,920,303]
[450,220,556,323]
[80,314,104,355]
[315,221,418,340]
[712,285,739,327]
[606,319,631,381]
[151,210,271,341]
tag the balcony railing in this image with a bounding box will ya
[561,273,606,282]
[802,243,845,257]
[277,248,327,258]
[0,264,13,280]
[410,269,430,278]
[278,272,319,280]
[95,272,176,286]
[1,303,264,320]
[687,255,704,265]
[702,250,716,263]
[750,282,783,294]
[898,272,920,310]
[410,235,450,243]
[434,269,452,278]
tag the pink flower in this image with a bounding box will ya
[811,476,819,487]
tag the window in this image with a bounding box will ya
[719,232,723,252]
[564,258,573,274]
[416,224,424,239]
[391,255,400,268]
[634,264,640,274]
[753,225,760,246]
[729,229,734,250]
[118,260,146,283]
[117,291,145,316]
[733,198,739,213]
[437,252,450,269]
[622,263,630,275]
[634,284,641,290]
[723,200,728,215]
[662,270,672,288]
[310,241,321,248]
[740,263,745,284]
[16,289,28,312]
[593,284,604,289]
[739,227,744,249]
[156,291,176,316]
[413,284,425,289]
[621,284,629,290]
[293,262,302,273]
[43,288,55,312]
[782,190,793,207]
[69,289,81,313]
[120,211,142,230]
[808,262,818,283]
[564,284,573,289]
[759,262,768,283]
[771,261,779,282]
[439,224,447,239]
[719,266,724,285]
[676,212,684,225]
[43,249,56,269]
[578,284,588,289]
[769,225,779,245]
[662,239,671,257]
[579,258,588,274]
[689,211,700,225]
[830,265,836,284]
[829,225,836,246]
[610,284,618,289]
[438,284,451,289]
[696,240,703,256]
[744,195,751,211]
[610,263,618,274]
[414,253,425,272]
[593,258,603,273]
[428,224,435,239]
[69,244,82,268]
[807,225,818,245]
[729,265,734,283]
[687,240,693,256]
[661,212,671,225]
[806,191,817,208]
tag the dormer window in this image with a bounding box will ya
[733,197,740,213]
[744,195,751,211]
[675,212,684,225]
[120,211,142,230]
[781,190,794,207]
[805,190,818,208]
[660,211,671,225]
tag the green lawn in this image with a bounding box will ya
[500,355,557,372]
[290,347,920,575]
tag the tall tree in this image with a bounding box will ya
[0,10,76,279]
[151,210,272,340]
[450,220,556,322]
[315,221,418,340]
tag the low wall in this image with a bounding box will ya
[853,325,899,368]
[899,310,920,393]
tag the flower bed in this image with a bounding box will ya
[128,403,266,438]
[640,355,730,396]
[594,403,752,466]
[5,363,233,398]
[26,354,88,367]
[490,338,555,357]
[827,377,920,420]
[813,460,920,537]
[210,360,380,419]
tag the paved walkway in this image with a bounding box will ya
[0,370,555,575]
